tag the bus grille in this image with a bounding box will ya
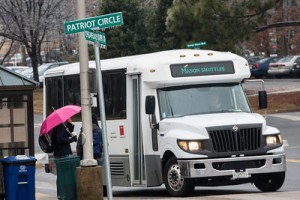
[208,127,261,153]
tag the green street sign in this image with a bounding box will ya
[187,41,207,48]
[84,29,106,46]
[64,12,123,35]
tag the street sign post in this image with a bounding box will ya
[84,29,106,47]
[92,36,112,199]
[187,41,207,49]
[64,12,123,34]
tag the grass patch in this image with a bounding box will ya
[249,91,300,114]
[33,88,43,114]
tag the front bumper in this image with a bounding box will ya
[268,68,291,75]
[178,154,286,178]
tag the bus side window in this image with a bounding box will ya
[45,77,64,116]
[65,76,81,106]
[57,79,63,107]
[102,69,126,119]
[66,79,72,104]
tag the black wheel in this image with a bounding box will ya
[163,157,195,197]
[254,75,263,79]
[254,172,285,192]
[291,71,299,78]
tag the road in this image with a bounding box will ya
[242,78,300,92]
[34,111,300,199]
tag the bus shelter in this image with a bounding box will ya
[0,66,38,198]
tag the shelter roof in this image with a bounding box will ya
[0,65,38,90]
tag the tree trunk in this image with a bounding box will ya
[31,55,39,83]
[28,44,40,83]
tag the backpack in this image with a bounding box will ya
[39,130,55,153]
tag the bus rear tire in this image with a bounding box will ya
[253,172,285,192]
[163,157,195,197]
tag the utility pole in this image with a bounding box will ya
[65,3,123,198]
[77,0,97,167]
[76,1,102,199]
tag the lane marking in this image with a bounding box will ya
[283,140,288,147]
[286,159,300,163]
[285,145,300,149]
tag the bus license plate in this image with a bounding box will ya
[232,171,250,180]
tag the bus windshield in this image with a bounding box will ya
[158,83,251,119]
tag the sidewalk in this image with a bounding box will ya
[36,193,56,200]
[35,166,56,199]
[35,153,57,200]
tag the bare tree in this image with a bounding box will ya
[245,0,300,56]
[0,37,15,65]
[0,0,75,82]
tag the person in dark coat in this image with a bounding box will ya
[76,114,103,164]
[52,118,77,159]
[52,118,77,199]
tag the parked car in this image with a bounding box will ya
[19,67,34,78]
[291,56,300,77]
[6,66,30,73]
[268,55,300,78]
[20,62,68,86]
[246,56,265,66]
[250,56,282,78]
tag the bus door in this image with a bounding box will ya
[131,75,146,185]
[45,75,64,117]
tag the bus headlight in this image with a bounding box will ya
[177,140,204,152]
[266,134,282,145]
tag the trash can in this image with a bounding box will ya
[1,155,37,200]
[55,156,80,200]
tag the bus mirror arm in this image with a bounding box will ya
[150,120,159,130]
[148,113,159,130]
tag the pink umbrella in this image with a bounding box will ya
[40,105,81,136]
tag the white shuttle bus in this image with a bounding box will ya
[44,49,285,196]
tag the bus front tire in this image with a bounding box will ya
[163,157,195,197]
[253,172,285,192]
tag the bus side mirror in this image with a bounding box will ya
[145,95,159,150]
[145,96,155,114]
[258,91,267,109]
